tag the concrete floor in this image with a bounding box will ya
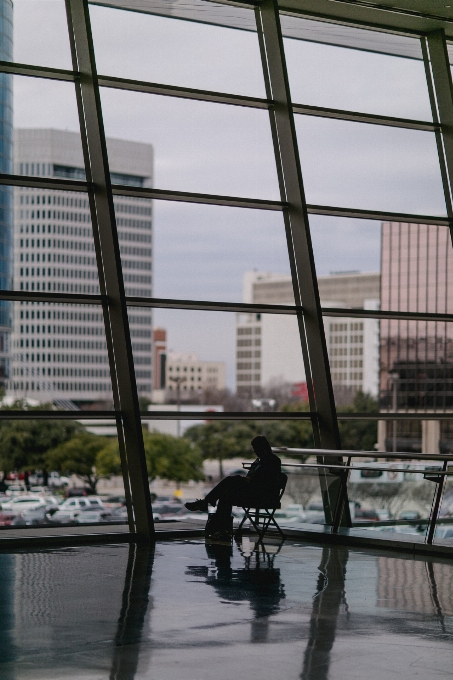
[0,538,452,680]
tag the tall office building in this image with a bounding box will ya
[379,221,453,453]
[236,270,380,398]
[0,0,13,387]
[9,129,153,404]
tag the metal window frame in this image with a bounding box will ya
[65,0,153,538]
[2,0,453,547]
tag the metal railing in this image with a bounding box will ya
[272,447,453,545]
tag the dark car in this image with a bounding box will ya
[65,488,90,498]
[354,509,380,522]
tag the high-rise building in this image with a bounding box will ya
[9,129,153,404]
[236,271,380,398]
[379,221,453,453]
[0,0,13,387]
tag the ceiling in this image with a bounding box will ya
[91,0,453,57]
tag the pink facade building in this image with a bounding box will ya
[380,222,453,451]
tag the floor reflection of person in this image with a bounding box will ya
[301,546,349,680]
[185,436,282,540]
[186,540,285,643]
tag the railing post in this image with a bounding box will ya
[255,0,350,528]
[65,0,154,538]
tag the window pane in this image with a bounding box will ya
[9,302,112,405]
[295,117,446,215]
[151,308,308,410]
[12,184,96,294]
[90,4,265,97]
[13,0,73,70]
[145,201,291,303]
[101,90,279,199]
[381,221,453,315]
[13,77,82,157]
[283,16,431,121]
[310,215,380,280]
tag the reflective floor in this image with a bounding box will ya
[0,538,452,680]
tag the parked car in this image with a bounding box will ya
[77,510,126,524]
[0,495,58,513]
[398,510,422,521]
[0,512,19,526]
[20,506,60,526]
[354,509,380,522]
[65,487,90,498]
[226,468,248,477]
[47,509,80,524]
[112,506,162,522]
[102,495,126,509]
[284,504,306,520]
[58,497,104,512]
[28,471,70,487]
[5,484,27,496]
[305,502,325,516]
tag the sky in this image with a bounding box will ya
[11,0,447,387]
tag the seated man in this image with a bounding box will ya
[185,435,281,539]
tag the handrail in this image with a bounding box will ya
[267,448,452,545]
[244,461,453,474]
[272,447,453,462]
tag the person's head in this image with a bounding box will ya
[251,435,272,458]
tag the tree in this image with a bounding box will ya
[185,408,313,477]
[144,430,204,484]
[338,391,378,452]
[0,401,80,483]
[98,430,205,485]
[45,432,114,492]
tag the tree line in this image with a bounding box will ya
[0,393,377,492]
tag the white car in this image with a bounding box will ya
[284,504,306,520]
[58,496,104,511]
[0,495,58,512]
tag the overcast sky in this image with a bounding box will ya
[12,1,446,387]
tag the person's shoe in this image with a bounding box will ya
[185,498,209,512]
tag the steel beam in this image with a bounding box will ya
[65,0,153,538]
[306,203,450,225]
[255,0,350,529]
[293,102,438,131]
[424,30,453,237]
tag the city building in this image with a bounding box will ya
[8,128,153,404]
[166,352,226,395]
[379,221,453,454]
[236,270,380,398]
[0,0,13,387]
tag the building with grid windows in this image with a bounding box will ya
[9,128,153,404]
[236,270,380,398]
[166,352,226,395]
[0,0,13,388]
[379,221,453,453]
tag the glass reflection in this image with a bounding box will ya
[301,546,349,680]
[186,537,285,644]
[110,543,155,680]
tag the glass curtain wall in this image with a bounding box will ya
[2,0,453,543]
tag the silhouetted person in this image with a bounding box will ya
[185,435,281,539]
